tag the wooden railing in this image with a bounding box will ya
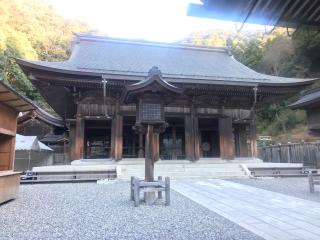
[258,142,320,168]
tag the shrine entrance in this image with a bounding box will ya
[84,120,111,159]
[160,117,185,160]
[198,118,220,158]
[123,116,141,158]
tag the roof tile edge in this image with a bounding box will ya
[74,33,229,53]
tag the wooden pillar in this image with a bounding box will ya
[9,136,16,170]
[219,117,234,160]
[193,115,200,160]
[234,124,249,157]
[69,123,76,160]
[185,115,194,161]
[172,126,177,160]
[184,106,200,161]
[138,133,144,158]
[111,99,123,161]
[250,119,258,158]
[152,132,159,161]
[74,114,84,160]
[111,114,123,160]
[145,125,154,181]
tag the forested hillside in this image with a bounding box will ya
[0,0,90,102]
[183,29,320,142]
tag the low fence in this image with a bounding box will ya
[258,142,320,168]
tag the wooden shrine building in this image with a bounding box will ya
[15,34,316,162]
[290,88,320,135]
[17,106,68,164]
[18,105,66,139]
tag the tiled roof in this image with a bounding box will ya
[16,34,316,85]
[18,105,65,128]
[290,88,320,109]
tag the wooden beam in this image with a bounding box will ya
[0,128,15,137]
[219,117,235,160]
[0,98,20,103]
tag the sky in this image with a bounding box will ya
[43,0,265,42]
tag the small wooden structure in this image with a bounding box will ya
[122,67,178,204]
[130,176,170,207]
[0,81,34,204]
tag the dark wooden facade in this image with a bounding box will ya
[16,35,316,161]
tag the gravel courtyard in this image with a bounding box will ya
[0,182,262,240]
[230,177,320,203]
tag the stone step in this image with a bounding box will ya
[120,166,246,179]
[33,161,250,181]
[120,172,247,180]
[71,158,263,166]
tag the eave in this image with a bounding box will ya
[0,81,35,113]
[15,58,317,89]
[290,88,320,110]
[18,107,66,128]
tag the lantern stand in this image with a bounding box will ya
[122,66,182,205]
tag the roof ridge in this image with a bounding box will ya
[74,33,229,54]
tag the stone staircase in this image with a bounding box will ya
[28,158,264,182]
[115,158,262,180]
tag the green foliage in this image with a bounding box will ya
[0,0,90,102]
[231,37,264,69]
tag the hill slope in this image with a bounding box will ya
[0,0,90,102]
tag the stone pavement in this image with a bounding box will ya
[172,179,320,240]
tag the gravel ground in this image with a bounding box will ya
[0,182,262,240]
[230,177,320,203]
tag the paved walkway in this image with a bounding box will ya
[172,179,320,240]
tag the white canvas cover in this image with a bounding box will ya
[15,134,53,151]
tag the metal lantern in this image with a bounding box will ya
[136,94,165,125]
